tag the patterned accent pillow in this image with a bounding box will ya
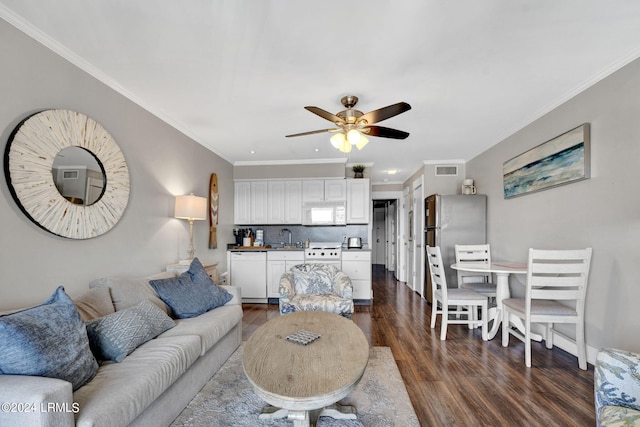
[86,299,175,362]
[149,258,232,319]
[0,286,99,391]
[292,264,337,295]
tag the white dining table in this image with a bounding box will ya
[450,262,542,341]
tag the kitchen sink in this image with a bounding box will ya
[274,245,299,250]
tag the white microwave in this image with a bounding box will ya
[302,201,346,225]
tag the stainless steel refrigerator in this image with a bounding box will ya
[424,194,487,303]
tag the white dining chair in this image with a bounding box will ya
[454,244,497,299]
[427,246,488,341]
[501,248,592,370]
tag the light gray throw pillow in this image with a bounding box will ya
[85,299,175,362]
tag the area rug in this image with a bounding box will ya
[171,345,419,426]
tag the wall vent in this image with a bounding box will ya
[435,165,458,176]
[62,170,79,179]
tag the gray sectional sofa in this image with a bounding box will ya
[0,261,243,427]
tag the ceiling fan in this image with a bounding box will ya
[286,96,411,153]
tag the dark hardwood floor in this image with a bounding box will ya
[241,265,595,426]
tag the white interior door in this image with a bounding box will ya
[373,209,386,264]
[387,201,397,272]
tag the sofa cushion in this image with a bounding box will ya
[158,304,243,355]
[292,263,337,295]
[150,258,232,319]
[73,335,201,427]
[0,286,99,391]
[86,300,176,362]
[89,272,173,314]
[73,288,115,322]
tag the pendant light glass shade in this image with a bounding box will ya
[330,132,346,149]
[346,129,361,144]
[355,135,369,150]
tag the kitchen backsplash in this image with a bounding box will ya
[233,225,368,247]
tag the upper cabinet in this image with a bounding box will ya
[234,181,251,224]
[347,178,370,224]
[251,181,269,224]
[235,178,366,225]
[268,180,302,224]
[284,180,303,224]
[302,179,346,202]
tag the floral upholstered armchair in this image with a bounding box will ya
[279,263,354,318]
[595,348,640,426]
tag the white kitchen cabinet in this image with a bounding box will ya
[234,181,251,224]
[251,181,269,224]
[342,251,372,301]
[267,180,286,224]
[268,180,302,224]
[266,251,304,298]
[229,251,267,299]
[302,179,346,202]
[346,178,370,224]
[284,180,302,224]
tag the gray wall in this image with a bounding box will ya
[0,21,234,310]
[466,57,640,352]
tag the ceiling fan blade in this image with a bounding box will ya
[285,128,337,138]
[304,106,344,124]
[362,125,410,140]
[360,102,411,124]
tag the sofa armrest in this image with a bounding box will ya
[334,271,354,299]
[595,348,640,417]
[220,285,241,305]
[0,375,75,427]
[278,272,295,302]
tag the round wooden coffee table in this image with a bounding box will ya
[243,311,369,427]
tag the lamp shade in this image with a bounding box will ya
[174,194,207,220]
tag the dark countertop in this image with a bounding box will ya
[228,246,371,252]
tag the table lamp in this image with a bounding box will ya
[174,193,207,260]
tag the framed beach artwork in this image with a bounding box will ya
[503,123,590,199]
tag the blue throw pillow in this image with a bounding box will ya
[86,299,175,362]
[0,286,99,391]
[150,258,232,318]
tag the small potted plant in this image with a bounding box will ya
[352,164,365,178]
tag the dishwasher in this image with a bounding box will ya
[229,251,267,299]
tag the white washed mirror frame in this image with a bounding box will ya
[5,109,130,239]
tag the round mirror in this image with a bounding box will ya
[51,146,106,206]
[4,109,130,239]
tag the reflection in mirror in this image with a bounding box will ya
[51,146,105,206]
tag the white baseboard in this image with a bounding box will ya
[548,330,598,367]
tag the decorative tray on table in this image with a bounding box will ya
[286,330,321,346]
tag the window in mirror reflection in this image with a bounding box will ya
[51,146,105,206]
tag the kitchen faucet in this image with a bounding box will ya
[279,228,292,246]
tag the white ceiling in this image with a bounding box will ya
[2,1,640,184]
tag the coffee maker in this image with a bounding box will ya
[462,178,477,195]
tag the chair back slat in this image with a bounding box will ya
[531,288,581,300]
[531,263,585,274]
[530,275,585,288]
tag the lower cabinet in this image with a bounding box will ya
[267,251,304,298]
[229,251,267,299]
[341,251,372,301]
